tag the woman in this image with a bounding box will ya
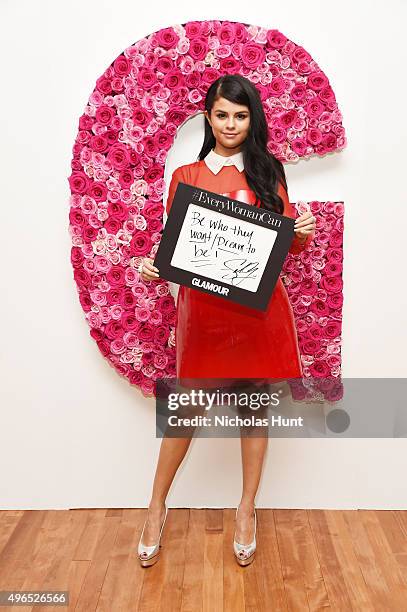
[137,75,316,567]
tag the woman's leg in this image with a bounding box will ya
[140,436,193,545]
[235,435,268,543]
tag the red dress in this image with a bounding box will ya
[165,160,313,387]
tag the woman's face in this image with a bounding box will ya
[204,96,250,155]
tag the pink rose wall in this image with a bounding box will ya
[67,20,347,400]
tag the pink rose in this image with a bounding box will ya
[88,181,107,202]
[130,231,152,256]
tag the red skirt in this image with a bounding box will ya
[174,189,303,388]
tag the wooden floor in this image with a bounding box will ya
[1,508,407,611]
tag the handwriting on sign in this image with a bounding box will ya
[171,204,277,292]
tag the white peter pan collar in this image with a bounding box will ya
[203,148,244,175]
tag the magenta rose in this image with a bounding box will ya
[310,299,331,317]
[107,144,130,170]
[291,138,308,155]
[290,83,307,105]
[217,22,236,45]
[121,288,138,310]
[301,338,321,354]
[68,171,89,195]
[106,265,126,288]
[130,231,152,256]
[69,208,86,228]
[88,181,107,202]
[324,320,342,338]
[118,168,134,188]
[132,107,153,128]
[326,293,343,309]
[95,76,112,95]
[129,370,144,385]
[309,360,331,378]
[321,276,343,294]
[305,98,325,119]
[306,128,323,146]
[136,68,158,89]
[143,202,164,220]
[138,323,154,342]
[324,261,343,277]
[155,27,179,50]
[266,29,287,49]
[113,55,131,77]
[189,37,209,61]
[163,69,186,89]
[104,217,122,234]
[71,247,84,268]
[156,56,173,74]
[90,135,109,153]
[268,77,286,97]
[154,325,170,345]
[278,109,298,129]
[105,320,124,340]
[122,311,141,331]
[107,201,127,221]
[95,105,115,126]
[241,43,265,69]
[307,72,329,92]
[185,21,204,38]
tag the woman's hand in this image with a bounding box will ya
[139,257,160,281]
[294,211,316,243]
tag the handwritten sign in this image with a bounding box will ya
[154,182,295,311]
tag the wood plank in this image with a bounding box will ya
[181,509,205,612]
[359,510,407,610]
[96,509,145,611]
[203,510,223,612]
[223,508,245,612]
[323,511,373,610]
[256,509,288,611]
[342,510,392,611]
[307,510,354,611]
[73,511,122,611]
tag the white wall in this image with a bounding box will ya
[1,0,406,510]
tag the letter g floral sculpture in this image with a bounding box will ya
[68,20,346,399]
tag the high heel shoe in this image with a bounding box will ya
[233,506,257,566]
[137,504,168,567]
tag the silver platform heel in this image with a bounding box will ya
[233,506,257,566]
[137,505,168,567]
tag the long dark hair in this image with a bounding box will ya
[198,74,287,214]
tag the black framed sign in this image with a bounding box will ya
[154,182,295,311]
